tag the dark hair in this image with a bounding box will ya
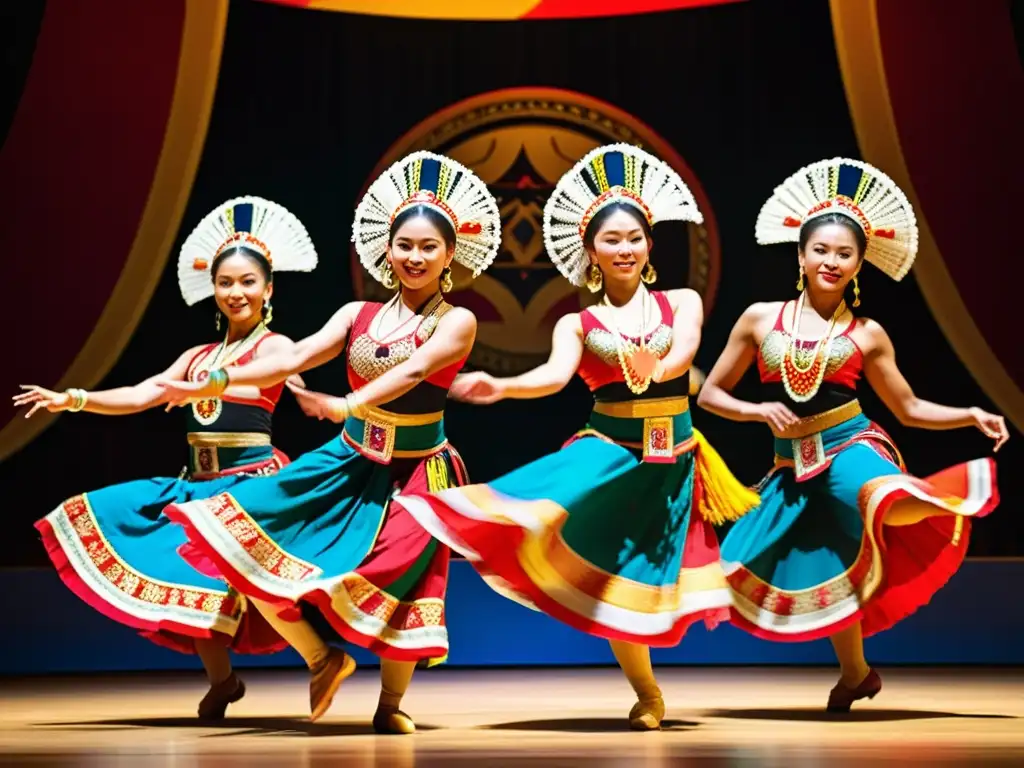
[211,245,273,283]
[389,204,457,250]
[582,202,654,249]
[798,212,867,258]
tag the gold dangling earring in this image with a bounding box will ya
[641,262,657,285]
[796,268,805,292]
[215,311,222,332]
[440,266,453,293]
[853,275,861,307]
[263,300,273,325]
[381,262,398,290]
[586,263,603,293]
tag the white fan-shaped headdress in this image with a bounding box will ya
[542,143,704,287]
[352,151,501,285]
[178,196,318,305]
[755,157,919,280]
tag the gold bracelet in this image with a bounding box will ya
[65,388,88,412]
[345,393,367,419]
[330,398,350,422]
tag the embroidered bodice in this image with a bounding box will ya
[757,301,863,416]
[185,328,284,434]
[577,291,689,401]
[346,299,467,414]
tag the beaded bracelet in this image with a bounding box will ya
[208,368,230,396]
[65,388,88,412]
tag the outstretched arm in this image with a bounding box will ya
[697,303,799,433]
[450,313,584,404]
[290,308,478,422]
[862,319,1009,450]
[651,288,703,384]
[13,346,205,418]
[159,303,362,403]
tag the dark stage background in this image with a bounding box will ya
[2,0,1020,567]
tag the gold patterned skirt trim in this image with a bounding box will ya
[361,407,445,427]
[592,396,690,419]
[187,432,272,448]
[771,400,862,439]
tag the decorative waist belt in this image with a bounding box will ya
[343,407,446,464]
[771,400,862,440]
[589,397,691,463]
[187,432,273,478]
[771,402,868,482]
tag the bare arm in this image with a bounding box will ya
[697,303,798,432]
[159,303,362,401]
[14,346,205,418]
[697,305,766,421]
[862,319,1009,448]
[500,314,585,399]
[653,288,703,383]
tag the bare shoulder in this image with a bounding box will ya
[851,315,890,355]
[255,334,295,356]
[664,287,702,309]
[442,305,477,328]
[742,301,783,328]
[553,311,584,337]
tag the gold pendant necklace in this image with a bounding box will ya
[780,292,845,403]
[603,287,654,395]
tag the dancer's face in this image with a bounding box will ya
[387,214,454,291]
[585,207,652,290]
[798,222,862,299]
[212,253,271,328]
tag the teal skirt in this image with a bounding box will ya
[166,433,467,662]
[394,409,757,647]
[721,414,1000,641]
[35,445,289,654]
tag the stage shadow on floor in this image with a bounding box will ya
[706,708,1017,723]
[483,717,697,732]
[35,717,440,737]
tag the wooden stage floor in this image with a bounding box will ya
[1,667,1021,766]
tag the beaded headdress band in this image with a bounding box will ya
[178,196,318,305]
[755,157,919,280]
[542,143,704,287]
[352,151,501,286]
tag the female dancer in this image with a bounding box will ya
[696,158,1008,711]
[393,144,758,731]
[159,152,501,732]
[16,197,318,718]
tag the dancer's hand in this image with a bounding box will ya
[969,407,1009,452]
[450,371,505,404]
[156,378,213,409]
[12,385,71,418]
[287,382,348,422]
[755,401,799,433]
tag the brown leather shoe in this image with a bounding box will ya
[628,694,665,731]
[197,673,246,720]
[827,668,882,713]
[309,650,356,722]
[372,706,416,734]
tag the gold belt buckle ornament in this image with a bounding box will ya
[362,415,396,463]
[194,445,220,475]
[642,416,675,463]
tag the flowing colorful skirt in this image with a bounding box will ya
[165,432,467,663]
[720,412,1000,641]
[36,444,290,655]
[393,408,758,647]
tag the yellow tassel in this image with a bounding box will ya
[692,428,760,525]
[425,455,451,493]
